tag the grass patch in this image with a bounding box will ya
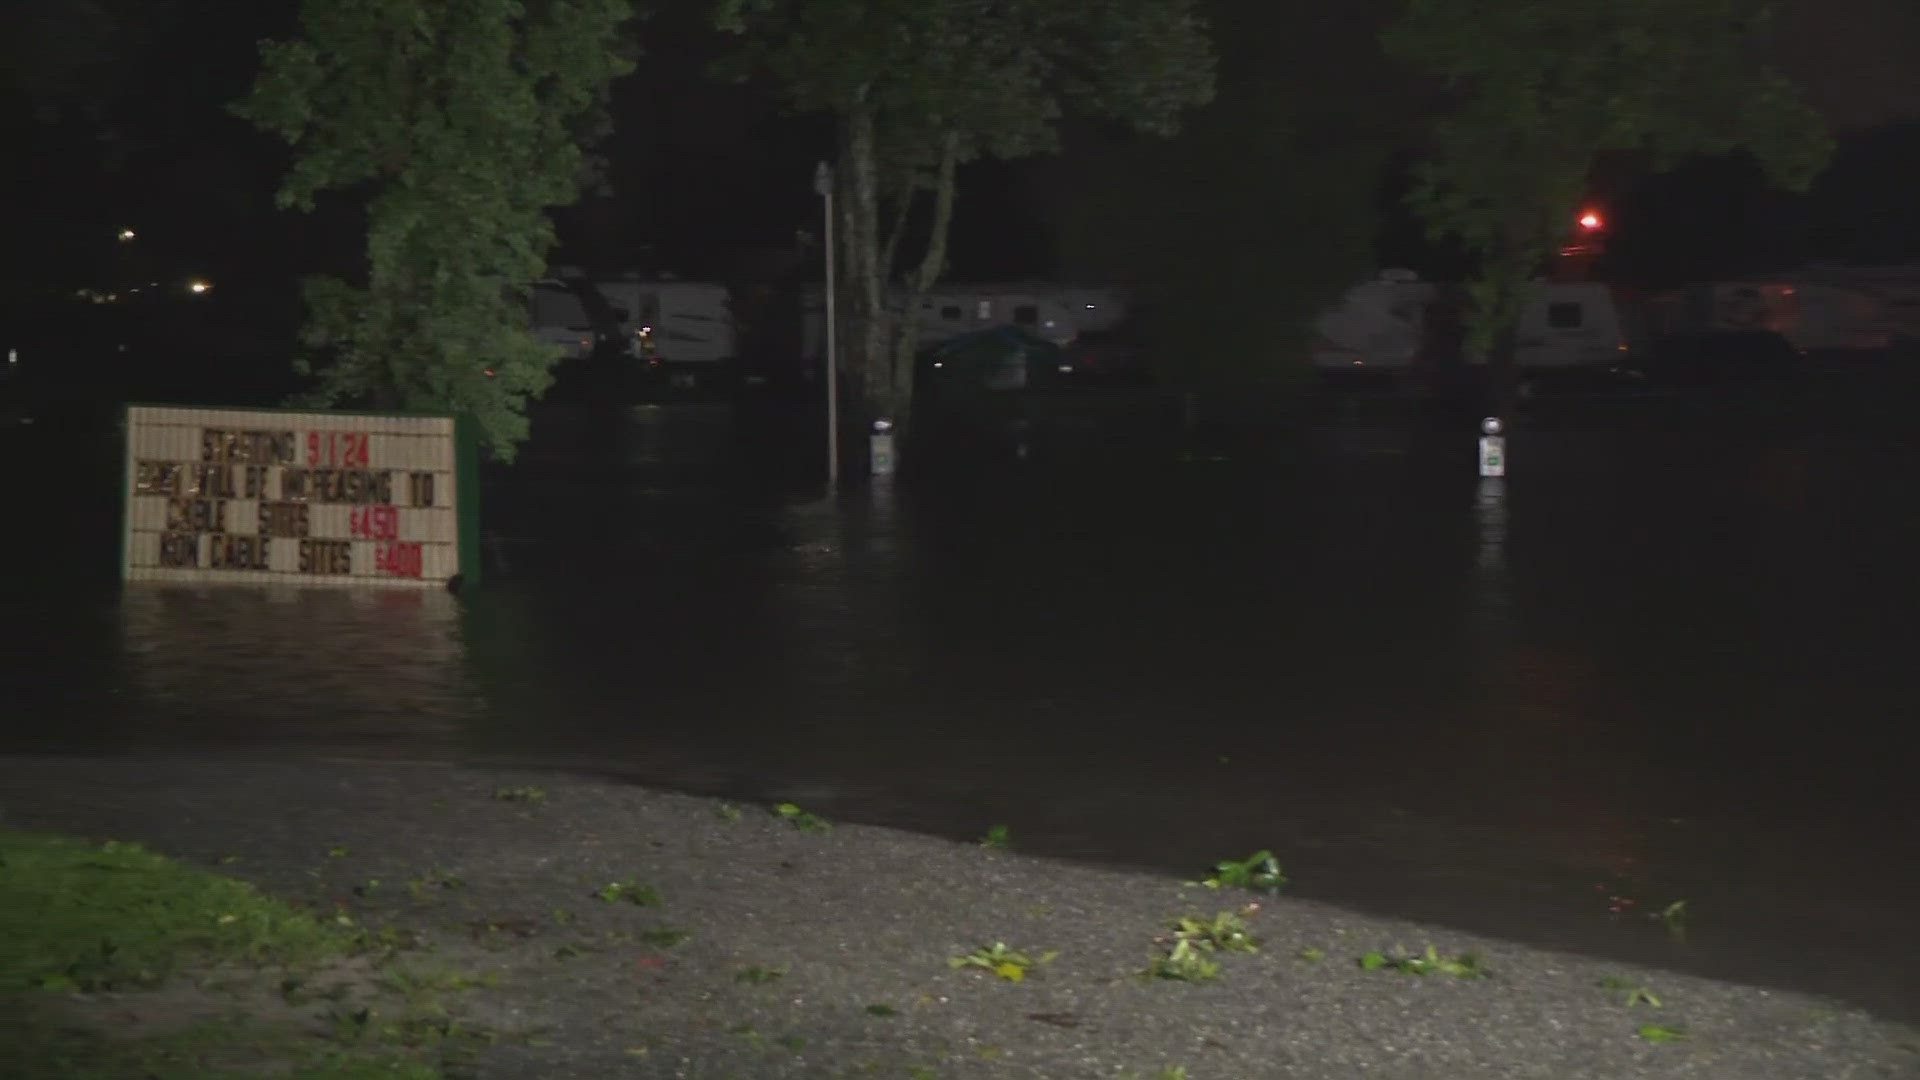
[0,828,452,1078]
[0,831,352,993]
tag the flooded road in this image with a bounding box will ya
[4,389,1918,1022]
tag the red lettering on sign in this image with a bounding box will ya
[374,541,423,578]
[348,504,400,540]
[306,431,371,468]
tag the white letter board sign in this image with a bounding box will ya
[120,404,480,589]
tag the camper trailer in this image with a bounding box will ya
[800,283,1126,361]
[1312,272,1629,373]
[594,279,736,373]
[1648,267,1920,353]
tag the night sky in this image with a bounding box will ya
[5,0,1920,344]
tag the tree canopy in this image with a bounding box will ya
[237,0,636,459]
[1040,2,1418,391]
[1386,0,1832,382]
[718,0,1215,435]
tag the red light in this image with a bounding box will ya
[1578,211,1603,231]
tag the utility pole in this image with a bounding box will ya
[814,161,839,486]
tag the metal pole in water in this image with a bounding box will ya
[815,161,840,486]
[870,418,896,476]
[1478,416,1506,477]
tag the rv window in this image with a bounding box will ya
[940,305,963,321]
[1547,301,1584,329]
[1013,304,1039,326]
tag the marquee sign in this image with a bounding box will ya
[120,405,479,588]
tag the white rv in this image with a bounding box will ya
[1648,267,1920,352]
[801,282,1126,360]
[1312,271,1629,371]
[1311,270,1434,371]
[594,279,737,368]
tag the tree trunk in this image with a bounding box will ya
[843,98,891,430]
[885,128,961,439]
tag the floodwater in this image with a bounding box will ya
[4,378,1918,1023]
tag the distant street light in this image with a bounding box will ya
[188,280,212,295]
[813,160,839,486]
[118,228,136,242]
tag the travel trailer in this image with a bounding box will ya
[1312,271,1630,372]
[800,283,1126,361]
[595,279,737,369]
[1647,266,1920,353]
[528,272,737,390]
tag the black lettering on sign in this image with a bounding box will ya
[201,428,297,464]
[188,464,237,499]
[298,539,352,575]
[157,532,200,568]
[257,502,311,538]
[408,472,436,508]
[279,469,392,504]
[208,535,271,571]
[135,461,184,496]
[165,498,227,533]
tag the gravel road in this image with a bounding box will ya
[3,755,1914,1080]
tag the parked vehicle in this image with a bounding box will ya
[528,276,627,361]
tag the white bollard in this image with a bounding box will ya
[1478,416,1506,477]
[870,418,896,476]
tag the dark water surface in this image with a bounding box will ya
[4,391,1918,1023]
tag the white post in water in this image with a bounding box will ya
[1478,416,1506,477]
[870,418,896,476]
[814,161,840,486]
